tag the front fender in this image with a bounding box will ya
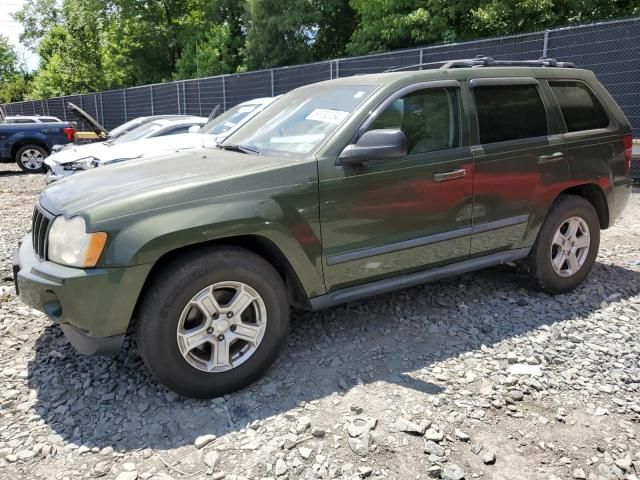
[99,191,325,298]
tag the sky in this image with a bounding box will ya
[0,0,39,71]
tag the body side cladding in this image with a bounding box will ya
[309,247,531,310]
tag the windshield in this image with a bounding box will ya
[111,122,165,144]
[200,103,263,136]
[109,117,148,139]
[221,85,377,157]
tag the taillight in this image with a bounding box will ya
[63,127,76,142]
[623,133,632,173]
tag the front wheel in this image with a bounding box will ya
[525,194,600,294]
[136,246,290,398]
[15,145,48,173]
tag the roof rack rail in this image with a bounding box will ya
[385,55,576,72]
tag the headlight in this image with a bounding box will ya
[63,157,99,171]
[48,216,108,267]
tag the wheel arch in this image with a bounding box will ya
[556,183,610,229]
[130,235,312,332]
[11,138,50,158]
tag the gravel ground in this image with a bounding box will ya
[1,162,639,480]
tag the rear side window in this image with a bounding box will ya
[473,84,548,144]
[549,81,610,132]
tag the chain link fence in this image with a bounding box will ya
[3,17,640,138]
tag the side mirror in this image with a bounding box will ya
[188,125,201,133]
[338,129,407,165]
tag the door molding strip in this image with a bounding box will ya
[325,214,529,266]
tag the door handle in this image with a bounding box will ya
[434,168,466,182]
[538,152,564,164]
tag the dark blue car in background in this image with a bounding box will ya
[0,106,76,173]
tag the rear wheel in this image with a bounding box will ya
[525,195,600,294]
[15,145,47,173]
[136,246,290,398]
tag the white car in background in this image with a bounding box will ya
[44,97,277,183]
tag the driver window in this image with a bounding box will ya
[369,87,460,155]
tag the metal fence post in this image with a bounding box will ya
[542,29,549,58]
[123,91,128,121]
[419,48,424,69]
[176,83,181,114]
[330,60,333,80]
[222,76,227,111]
[270,70,275,97]
[197,80,202,117]
[150,87,155,115]
[335,59,340,78]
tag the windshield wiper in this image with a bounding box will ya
[217,144,260,155]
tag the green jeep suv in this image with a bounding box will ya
[13,57,633,398]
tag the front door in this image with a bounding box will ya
[319,82,474,291]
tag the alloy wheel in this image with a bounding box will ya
[550,216,590,277]
[176,281,267,373]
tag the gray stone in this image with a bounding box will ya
[483,449,496,465]
[275,458,288,476]
[194,434,217,449]
[442,464,465,480]
[424,440,445,457]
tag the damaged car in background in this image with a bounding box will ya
[44,97,276,183]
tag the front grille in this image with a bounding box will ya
[31,204,53,260]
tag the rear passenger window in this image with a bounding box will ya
[368,87,460,155]
[549,81,610,132]
[473,84,548,144]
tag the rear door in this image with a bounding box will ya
[467,77,570,255]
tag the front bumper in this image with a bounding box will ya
[13,236,153,355]
[43,163,73,184]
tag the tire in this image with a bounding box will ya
[15,145,48,173]
[136,246,290,398]
[525,194,600,295]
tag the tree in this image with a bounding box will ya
[174,0,247,79]
[11,0,63,51]
[29,0,106,98]
[244,0,356,69]
[0,35,18,82]
[347,0,640,55]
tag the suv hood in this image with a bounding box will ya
[67,102,108,138]
[40,147,294,220]
[46,133,215,166]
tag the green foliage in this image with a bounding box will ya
[0,35,19,82]
[7,0,639,100]
[11,0,63,51]
[245,0,356,69]
[348,0,640,54]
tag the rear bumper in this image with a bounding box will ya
[13,236,152,355]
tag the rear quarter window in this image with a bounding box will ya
[473,84,548,144]
[549,81,610,132]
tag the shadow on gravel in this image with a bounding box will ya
[26,260,640,452]
[0,170,33,177]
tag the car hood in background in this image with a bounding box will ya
[67,102,109,138]
[45,133,217,166]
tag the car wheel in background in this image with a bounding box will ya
[15,145,48,173]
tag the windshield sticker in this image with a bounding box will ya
[305,109,349,125]
[238,106,256,113]
[353,91,366,99]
